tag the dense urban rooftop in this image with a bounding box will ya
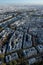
[0,8,43,65]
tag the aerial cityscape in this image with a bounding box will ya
[0,0,43,65]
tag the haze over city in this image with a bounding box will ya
[0,0,43,5]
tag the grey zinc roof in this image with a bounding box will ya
[36,45,43,53]
[23,34,32,48]
[23,47,37,58]
[37,29,43,44]
[28,58,37,65]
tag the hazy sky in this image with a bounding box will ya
[0,0,43,5]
